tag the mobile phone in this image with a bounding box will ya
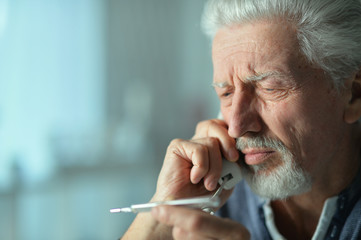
[218,158,242,190]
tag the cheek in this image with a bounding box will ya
[220,107,228,122]
[221,105,234,125]
[265,94,345,171]
[260,98,318,168]
[263,101,306,150]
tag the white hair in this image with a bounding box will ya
[202,0,361,89]
[236,136,312,199]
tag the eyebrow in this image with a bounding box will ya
[245,71,282,82]
[212,71,282,88]
[211,81,230,88]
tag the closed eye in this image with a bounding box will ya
[264,88,275,92]
[222,92,233,97]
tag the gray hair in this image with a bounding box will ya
[202,0,361,89]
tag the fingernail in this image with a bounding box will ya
[208,179,218,191]
[229,148,239,161]
[193,175,202,184]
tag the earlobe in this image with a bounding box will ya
[344,72,361,124]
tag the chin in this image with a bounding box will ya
[241,161,313,200]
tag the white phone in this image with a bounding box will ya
[218,158,242,190]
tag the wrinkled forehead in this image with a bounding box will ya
[211,21,303,79]
[212,21,299,60]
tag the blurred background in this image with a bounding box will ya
[0,0,219,239]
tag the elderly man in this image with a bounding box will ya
[122,0,361,239]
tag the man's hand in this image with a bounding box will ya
[122,119,243,240]
[153,136,230,200]
[193,119,239,162]
[152,205,250,240]
[153,118,240,203]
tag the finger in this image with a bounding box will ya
[188,137,222,191]
[168,139,209,184]
[152,206,250,239]
[202,138,222,191]
[194,119,239,162]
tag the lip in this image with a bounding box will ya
[242,149,275,165]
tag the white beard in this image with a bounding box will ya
[236,136,312,200]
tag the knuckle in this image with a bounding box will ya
[194,143,208,156]
[209,118,222,127]
[195,119,218,136]
[195,121,206,134]
[196,119,209,129]
[207,137,220,148]
[187,214,205,232]
[167,138,184,150]
[170,138,183,145]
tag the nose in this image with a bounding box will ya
[227,89,262,138]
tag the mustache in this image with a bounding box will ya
[236,136,288,153]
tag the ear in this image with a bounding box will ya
[344,70,361,124]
